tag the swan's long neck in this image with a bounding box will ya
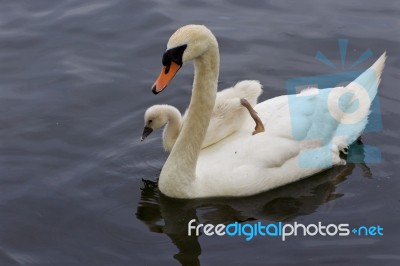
[159,45,219,198]
[162,108,183,152]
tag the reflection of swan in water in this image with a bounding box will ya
[136,142,372,265]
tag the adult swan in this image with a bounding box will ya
[150,24,386,199]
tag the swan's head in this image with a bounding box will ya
[141,105,170,141]
[152,25,218,94]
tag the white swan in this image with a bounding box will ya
[141,80,264,152]
[150,24,386,199]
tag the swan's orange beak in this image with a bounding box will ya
[152,61,181,94]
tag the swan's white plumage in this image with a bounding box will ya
[193,80,263,148]
[195,53,386,197]
[144,80,263,152]
[154,25,386,198]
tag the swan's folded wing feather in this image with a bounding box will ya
[194,90,363,197]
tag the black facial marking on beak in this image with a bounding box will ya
[162,44,187,69]
[141,126,153,141]
[151,44,186,94]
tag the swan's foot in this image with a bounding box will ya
[240,98,265,135]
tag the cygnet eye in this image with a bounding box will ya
[148,120,153,124]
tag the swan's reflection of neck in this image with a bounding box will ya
[137,158,372,265]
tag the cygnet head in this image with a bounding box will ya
[152,25,218,94]
[141,105,170,141]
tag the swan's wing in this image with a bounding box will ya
[195,92,344,197]
[195,127,315,197]
[216,80,263,106]
[256,86,369,161]
[195,81,263,148]
[196,71,384,197]
[194,54,386,197]
[202,98,247,147]
[181,80,264,148]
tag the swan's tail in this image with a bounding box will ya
[332,52,386,151]
[346,51,386,101]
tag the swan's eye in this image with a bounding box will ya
[148,120,152,124]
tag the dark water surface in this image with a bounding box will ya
[1,0,400,265]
